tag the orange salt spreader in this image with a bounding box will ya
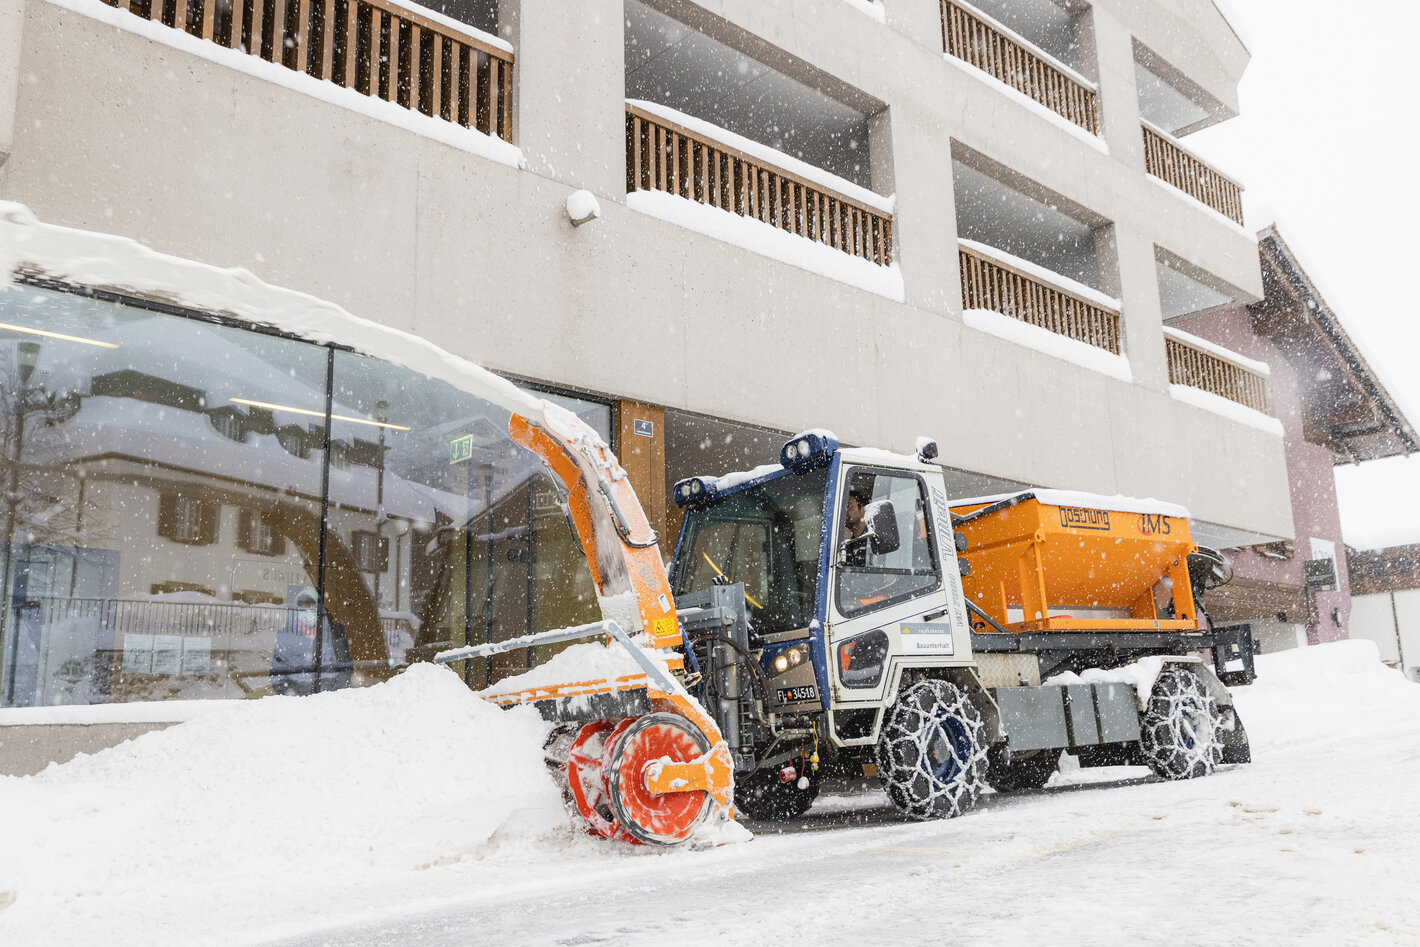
[950,490,1201,635]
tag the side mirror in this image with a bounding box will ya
[865,500,900,555]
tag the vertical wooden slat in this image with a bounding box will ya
[291,0,308,71]
[498,58,512,142]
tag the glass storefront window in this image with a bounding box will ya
[0,281,608,707]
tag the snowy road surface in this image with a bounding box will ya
[2,641,1417,946]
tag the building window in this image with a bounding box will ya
[351,530,389,573]
[237,509,286,556]
[158,493,219,545]
[208,407,247,443]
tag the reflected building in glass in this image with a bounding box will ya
[0,282,607,710]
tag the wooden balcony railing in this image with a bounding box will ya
[1165,330,1272,415]
[99,0,514,142]
[958,243,1120,353]
[1142,123,1243,224]
[626,104,894,266]
[941,0,1099,135]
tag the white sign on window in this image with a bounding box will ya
[182,637,212,676]
[122,634,154,673]
[152,635,184,676]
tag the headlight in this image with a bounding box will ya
[771,644,808,675]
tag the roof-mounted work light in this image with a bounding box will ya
[779,430,839,471]
[672,476,720,508]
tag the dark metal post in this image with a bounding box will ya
[313,346,335,692]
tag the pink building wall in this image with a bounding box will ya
[1177,308,1351,644]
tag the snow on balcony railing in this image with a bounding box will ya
[98,0,515,142]
[625,101,895,267]
[958,240,1121,354]
[940,0,1099,135]
[1142,122,1243,224]
[1163,326,1272,415]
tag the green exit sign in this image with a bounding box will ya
[449,434,474,465]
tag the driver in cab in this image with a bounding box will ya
[841,483,873,567]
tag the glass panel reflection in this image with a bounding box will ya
[330,352,601,689]
[0,283,612,707]
[0,285,328,706]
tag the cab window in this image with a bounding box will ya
[672,468,827,643]
[835,469,939,618]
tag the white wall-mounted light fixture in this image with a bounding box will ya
[566,190,601,228]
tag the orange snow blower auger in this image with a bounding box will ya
[436,407,734,846]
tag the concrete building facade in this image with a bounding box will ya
[0,0,1292,766]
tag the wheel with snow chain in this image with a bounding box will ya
[734,760,819,821]
[1139,665,1221,780]
[875,679,988,820]
[986,745,1060,792]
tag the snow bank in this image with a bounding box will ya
[0,664,567,944]
[1230,638,1420,755]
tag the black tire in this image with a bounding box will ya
[986,745,1061,792]
[875,679,988,820]
[1139,665,1221,780]
[733,762,820,821]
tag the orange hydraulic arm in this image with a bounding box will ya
[508,410,681,648]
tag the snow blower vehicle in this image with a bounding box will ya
[431,407,735,846]
[668,430,1252,822]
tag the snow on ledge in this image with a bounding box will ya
[959,239,1120,310]
[626,190,905,302]
[1162,325,1270,376]
[626,99,895,214]
[1147,175,1253,239]
[47,0,522,170]
[963,308,1133,382]
[0,201,560,426]
[0,699,235,727]
[943,56,1108,154]
[375,0,511,53]
[840,0,886,22]
[1169,383,1283,436]
[952,490,1190,520]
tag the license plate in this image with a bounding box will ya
[776,685,818,703]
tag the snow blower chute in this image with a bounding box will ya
[434,408,733,846]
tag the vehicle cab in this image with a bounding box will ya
[670,431,976,750]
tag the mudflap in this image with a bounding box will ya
[1218,702,1252,765]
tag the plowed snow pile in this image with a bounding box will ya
[0,664,571,944]
[0,640,1417,946]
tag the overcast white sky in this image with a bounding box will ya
[1188,0,1420,551]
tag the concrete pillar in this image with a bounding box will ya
[508,0,626,199]
[1113,221,1167,391]
[882,99,960,316]
[884,0,943,52]
[0,0,24,169]
[1089,6,1144,171]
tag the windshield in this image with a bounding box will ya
[672,468,827,641]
